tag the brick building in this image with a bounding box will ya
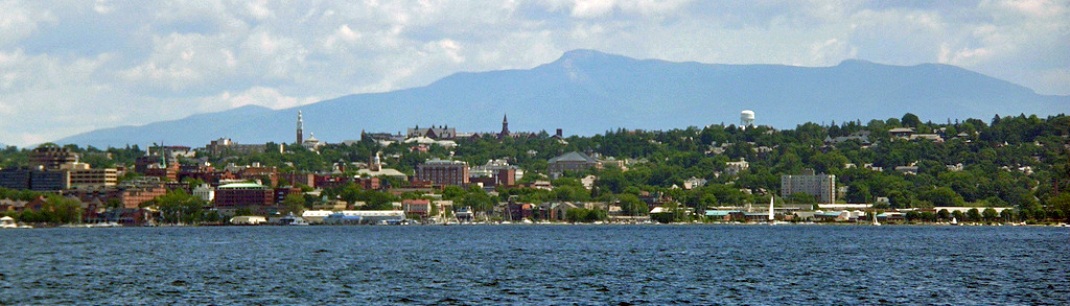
[214,182,273,208]
[415,159,469,187]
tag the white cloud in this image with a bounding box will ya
[210,86,319,110]
[0,1,53,48]
[93,0,113,14]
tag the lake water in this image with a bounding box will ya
[1,225,1067,305]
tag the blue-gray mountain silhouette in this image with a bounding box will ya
[55,49,1067,148]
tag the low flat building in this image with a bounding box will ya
[66,166,118,190]
[402,199,431,217]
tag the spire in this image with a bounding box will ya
[500,113,510,138]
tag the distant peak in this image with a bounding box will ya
[553,49,631,64]
[836,59,876,66]
[561,49,607,58]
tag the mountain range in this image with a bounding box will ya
[55,49,1068,148]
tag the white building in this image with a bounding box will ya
[781,168,836,203]
[192,184,215,202]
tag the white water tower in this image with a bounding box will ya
[741,110,755,129]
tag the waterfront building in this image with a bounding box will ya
[214,182,273,209]
[402,199,431,217]
[780,168,836,203]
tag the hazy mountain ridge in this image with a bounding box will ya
[55,49,1067,148]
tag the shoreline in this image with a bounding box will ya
[7,221,1068,229]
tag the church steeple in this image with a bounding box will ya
[297,110,304,144]
[500,113,510,138]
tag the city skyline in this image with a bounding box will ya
[1,1,1068,146]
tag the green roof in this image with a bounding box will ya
[218,183,267,189]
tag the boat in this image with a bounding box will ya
[88,221,121,228]
[1,216,32,229]
[767,197,787,225]
[323,212,362,225]
[872,213,881,226]
[1,216,18,227]
[950,217,958,226]
[278,213,310,226]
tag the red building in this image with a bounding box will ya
[240,166,279,187]
[314,175,379,190]
[402,199,431,216]
[214,183,273,208]
[415,159,469,187]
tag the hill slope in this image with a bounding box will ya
[56,49,1068,148]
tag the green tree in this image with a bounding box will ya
[845,182,872,203]
[981,208,998,222]
[786,192,817,204]
[966,208,981,222]
[920,187,965,207]
[937,209,951,221]
[46,195,83,224]
[155,189,205,225]
[618,193,647,216]
[901,113,921,128]
[280,194,306,215]
[338,183,363,205]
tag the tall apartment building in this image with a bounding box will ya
[29,146,79,170]
[781,168,836,203]
[415,159,469,187]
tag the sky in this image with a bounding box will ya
[1,0,1067,147]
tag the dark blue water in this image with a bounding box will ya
[1,225,1067,305]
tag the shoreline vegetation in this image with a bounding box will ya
[6,219,1070,228]
[2,113,1069,228]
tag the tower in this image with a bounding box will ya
[500,114,510,138]
[741,110,755,130]
[297,110,304,144]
